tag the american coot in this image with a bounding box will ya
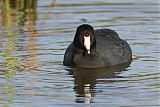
[63,24,132,68]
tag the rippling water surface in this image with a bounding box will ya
[0,0,159,107]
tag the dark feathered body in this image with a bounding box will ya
[63,25,132,68]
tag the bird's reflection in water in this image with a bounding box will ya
[67,62,131,105]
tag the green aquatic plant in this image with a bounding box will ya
[0,81,16,107]
[2,52,24,71]
[2,104,10,107]
[0,0,26,78]
[0,1,38,107]
[0,0,38,76]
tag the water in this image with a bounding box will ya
[0,0,160,107]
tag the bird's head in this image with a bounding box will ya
[74,24,96,55]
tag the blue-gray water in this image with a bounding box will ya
[0,0,159,107]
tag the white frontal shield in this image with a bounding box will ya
[84,36,90,54]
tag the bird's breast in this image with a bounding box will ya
[73,53,106,68]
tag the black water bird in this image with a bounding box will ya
[63,24,132,68]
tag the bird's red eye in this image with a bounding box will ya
[90,34,94,39]
[80,35,83,39]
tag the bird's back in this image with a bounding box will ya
[95,29,132,66]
